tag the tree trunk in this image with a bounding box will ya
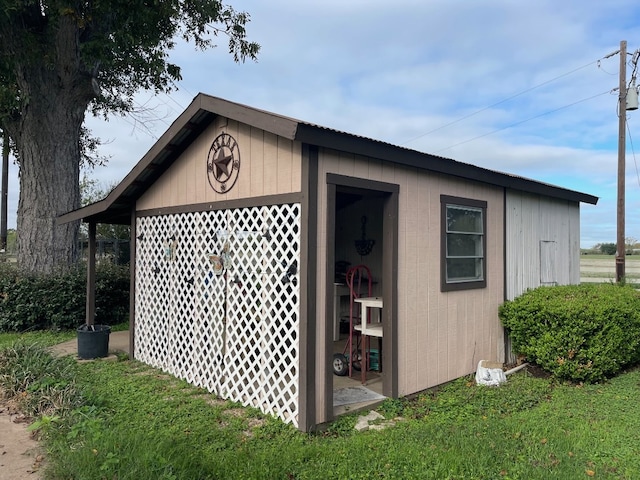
[7,15,94,275]
[14,78,86,274]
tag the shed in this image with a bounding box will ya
[60,94,598,431]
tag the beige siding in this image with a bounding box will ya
[137,118,302,210]
[314,149,505,422]
[505,191,581,300]
[400,177,504,394]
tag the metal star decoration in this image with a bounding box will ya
[206,133,241,194]
[213,147,233,181]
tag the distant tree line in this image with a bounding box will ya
[582,238,640,255]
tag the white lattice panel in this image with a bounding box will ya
[135,215,173,371]
[135,204,301,426]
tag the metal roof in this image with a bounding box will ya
[58,93,598,225]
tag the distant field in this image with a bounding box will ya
[580,255,640,283]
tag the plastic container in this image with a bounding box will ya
[369,349,380,371]
[77,324,111,359]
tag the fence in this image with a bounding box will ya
[78,239,130,265]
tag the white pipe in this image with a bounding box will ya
[504,363,528,376]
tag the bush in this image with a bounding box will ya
[499,283,640,383]
[94,263,130,326]
[0,262,129,332]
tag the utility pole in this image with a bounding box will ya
[616,40,628,283]
[0,129,7,253]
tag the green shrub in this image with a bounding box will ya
[0,263,129,332]
[500,283,640,383]
[94,262,130,326]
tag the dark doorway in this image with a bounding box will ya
[325,174,399,421]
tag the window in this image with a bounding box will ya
[441,195,487,291]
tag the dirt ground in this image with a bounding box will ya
[580,256,640,283]
[0,401,44,480]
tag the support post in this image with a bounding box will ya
[616,40,627,283]
[86,222,96,326]
[129,207,136,358]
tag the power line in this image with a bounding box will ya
[172,78,195,99]
[163,87,187,111]
[401,59,601,146]
[433,90,611,154]
[627,119,640,189]
[110,84,192,145]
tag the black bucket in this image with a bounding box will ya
[77,324,111,359]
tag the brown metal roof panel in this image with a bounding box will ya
[294,122,598,205]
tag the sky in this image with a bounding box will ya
[8,0,640,248]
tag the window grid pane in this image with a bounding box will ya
[446,258,484,282]
[445,204,484,283]
[446,233,483,257]
[446,206,483,234]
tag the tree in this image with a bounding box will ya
[626,236,638,255]
[0,1,259,274]
[599,243,617,255]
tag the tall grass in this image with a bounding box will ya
[0,341,82,417]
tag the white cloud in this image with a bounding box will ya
[10,0,640,249]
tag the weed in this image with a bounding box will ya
[323,412,357,437]
[377,397,405,418]
[27,414,60,439]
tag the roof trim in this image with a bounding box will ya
[198,95,299,140]
[59,93,598,225]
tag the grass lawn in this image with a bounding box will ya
[0,321,129,350]
[2,332,640,479]
[581,254,617,260]
[0,329,76,349]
